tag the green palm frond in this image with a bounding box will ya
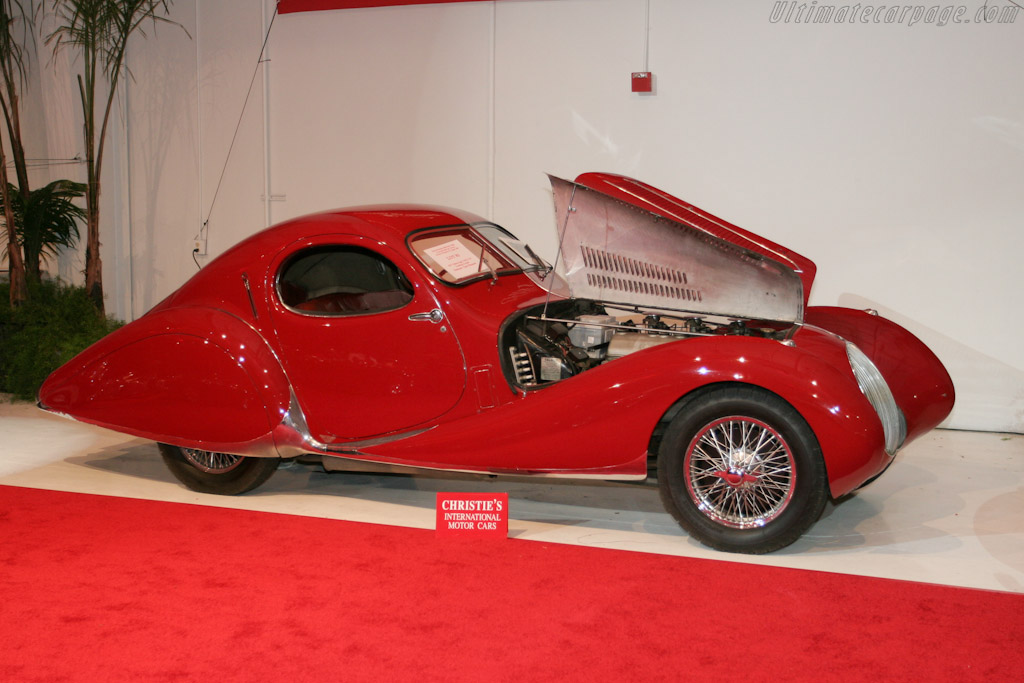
[0,1,36,87]
[46,1,183,312]
[48,1,176,80]
[0,179,86,275]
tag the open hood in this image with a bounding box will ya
[549,173,816,324]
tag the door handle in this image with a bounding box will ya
[408,308,444,324]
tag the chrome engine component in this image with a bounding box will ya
[606,333,676,360]
[504,301,788,389]
[503,301,790,389]
[568,314,616,350]
[509,347,536,385]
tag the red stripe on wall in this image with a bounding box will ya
[278,0,487,14]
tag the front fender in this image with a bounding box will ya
[352,332,885,496]
[38,307,291,456]
[805,306,955,442]
[640,332,890,497]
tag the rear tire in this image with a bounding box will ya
[657,386,828,554]
[158,443,279,495]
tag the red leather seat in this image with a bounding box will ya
[295,290,411,314]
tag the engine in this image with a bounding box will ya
[505,300,785,388]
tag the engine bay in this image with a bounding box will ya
[503,300,793,388]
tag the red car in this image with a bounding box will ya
[38,173,954,553]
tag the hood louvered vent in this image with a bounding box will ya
[581,245,703,303]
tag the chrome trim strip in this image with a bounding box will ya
[846,342,907,456]
[320,454,648,480]
[241,273,259,320]
[274,390,330,457]
[275,388,437,457]
[323,426,435,454]
[529,472,648,481]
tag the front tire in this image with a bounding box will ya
[657,386,828,554]
[158,443,279,495]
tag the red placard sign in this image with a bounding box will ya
[436,492,508,538]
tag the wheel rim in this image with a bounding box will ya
[683,416,796,529]
[182,448,244,474]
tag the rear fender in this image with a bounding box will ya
[38,307,291,455]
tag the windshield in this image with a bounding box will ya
[409,223,551,286]
[474,224,551,275]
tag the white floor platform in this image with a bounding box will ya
[2,399,1022,594]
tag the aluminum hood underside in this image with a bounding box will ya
[549,175,805,324]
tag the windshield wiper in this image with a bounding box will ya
[523,243,552,276]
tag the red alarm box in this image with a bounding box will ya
[631,71,653,93]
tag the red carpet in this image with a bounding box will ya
[1,485,1022,682]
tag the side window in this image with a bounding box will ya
[278,245,414,316]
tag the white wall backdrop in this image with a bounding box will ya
[20,0,1024,432]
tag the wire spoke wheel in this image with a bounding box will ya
[182,448,245,474]
[657,387,828,554]
[685,417,795,529]
[159,443,279,495]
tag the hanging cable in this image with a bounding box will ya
[6,158,85,169]
[194,3,279,266]
[643,0,650,73]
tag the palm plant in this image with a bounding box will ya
[0,0,33,195]
[0,0,34,307]
[0,180,87,282]
[0,143,26,306]
[48,0,177,316]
